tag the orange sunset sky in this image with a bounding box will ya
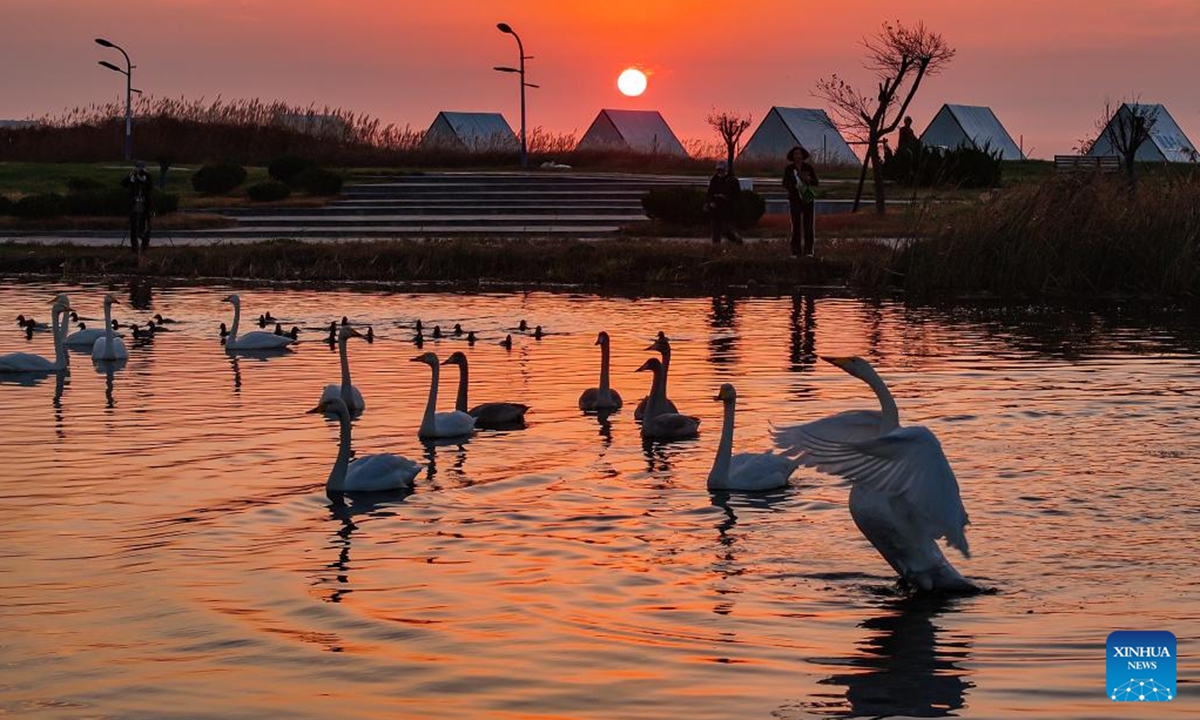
[3,0,1198,159]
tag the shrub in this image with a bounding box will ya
[642,187,766,229]
[14,193,66,219]
[268,155,318,185]
[155,193,180,214]
[886,144,1003,188]
[64,188,128,216]
[66,176,106,193]
[192,162,248,194]
[294,167,343,195]
[247,180,292,202]
[0,195,13,215]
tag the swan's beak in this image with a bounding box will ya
[306,403,326,414]
[635,360,654,372]
[821,356,852,368]
[346,327,363,339]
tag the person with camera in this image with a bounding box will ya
[783,146,820,257]
[121,161,154,253]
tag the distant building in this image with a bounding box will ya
[0,120,38,129]
[920,104,1025,160]
[275,112,350,139]
[738,107,858,166]
[1087,103,1198,162]
[577,109,687,156]
[421,111,519,152]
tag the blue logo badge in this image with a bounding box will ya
[1107,631,1175,702]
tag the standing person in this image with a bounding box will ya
[783,146,819,257]
[121,161,154,253]
[706,160,743,245]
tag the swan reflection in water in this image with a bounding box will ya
[792,594,974,718]
[421,438,470,489]
[319,492,413,606]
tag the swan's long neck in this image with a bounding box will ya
[862,366,900,433]
[646,364,667,416]
[52,305,68,369]
[708,399,736,486]
[102,300,114,347]
[420,362,440,433]
[338,333,353,393]
[228,301,241,341]
[328,410,352,492]
[599,341,611,393]
[453,360,469,413]
[660,346,671,387]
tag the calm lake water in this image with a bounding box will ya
[1,279,1197,719]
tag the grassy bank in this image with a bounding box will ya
[0,237,897,291]
[900,174,1200,298]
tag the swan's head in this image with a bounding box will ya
[222,294,240,306]
[645,334,671,354]
[308,397,350,418]
[339,325,363,342]
[411,351,439,367]
[714,383,737,403]
[822,355,873,380]
[441,351,467,367]
[595,330,610,346]
[103,293,120,308]
[52,293,71,308]
[635,358,663,375]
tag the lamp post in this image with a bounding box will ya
[494,22,537,169]
[95,37,134,161]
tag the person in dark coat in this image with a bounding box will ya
[121,161,154,252]
[706,160,743,245]
[783,146,820,257]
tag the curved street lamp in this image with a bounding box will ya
[95,37,134,161]
[495,23,537,168]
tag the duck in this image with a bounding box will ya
[635,357,700,440]
[320,325,366,415]
[707,383,797,492]
[431,325,443,339]
[1,299,71,373]
[533,325,545,340]
[222,295,296,351]
[415,319,424,333]
[772,356,975,593]
[466,331,476,346]
[309,397,421,494]
[412,332,425,348]
[274,322,285,336]
[16,314,48,332]
[579,330,623,411]
[152,313,178,324]
[634,333,679,420]
[410,352,476,440]
[453,323,464,336]
[500,334,513,350]
[288,326,300,340]
[130,323,155,341]
[365,326,374,344]
[91,294,129,361]
[219,322,230,342]
[326,321,338,344]
[517,319,529,332]
[441,351,529,429]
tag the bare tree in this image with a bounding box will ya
[1092,100,1159,190]
[815,21,955,214]
[707,110,752,175]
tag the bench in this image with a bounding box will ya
[1054,155,1121,173]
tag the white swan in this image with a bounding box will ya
[1,298,71,373]
[223,294,296,350]
[411,352,476,439]
[91,294,129,361]
[65,298,116,348]
[579,330,624,411]
[636,357,699,439]
[773,356,974,593]
[309,397,421,493]
[441,351,529,428]
[320,325,365,415]
[634,333,678,420]
[708,383,798,492]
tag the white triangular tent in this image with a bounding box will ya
[1086,103,1198,162]
[577,109,688,156]
[738,107,858,165]
[919,104,1025,160]
[420,111,519,152]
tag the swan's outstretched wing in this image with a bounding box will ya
[773,410,884,451]
[785,423,969,558]
[726,451,800,491]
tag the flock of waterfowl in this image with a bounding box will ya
[3,292,975,593]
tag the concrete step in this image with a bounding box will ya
[229,214,643,228]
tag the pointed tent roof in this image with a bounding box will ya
[421,111,518,151]
[919,104,1024,160]
[739,107,859,165]
[577,109,687,156]
[1086,103,1197,163]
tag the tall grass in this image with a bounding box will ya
[901,174,1200,297]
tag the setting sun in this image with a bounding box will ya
[617,68,647,97]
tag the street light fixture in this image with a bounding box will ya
[95,37,134,161]
[494,22,536,168]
